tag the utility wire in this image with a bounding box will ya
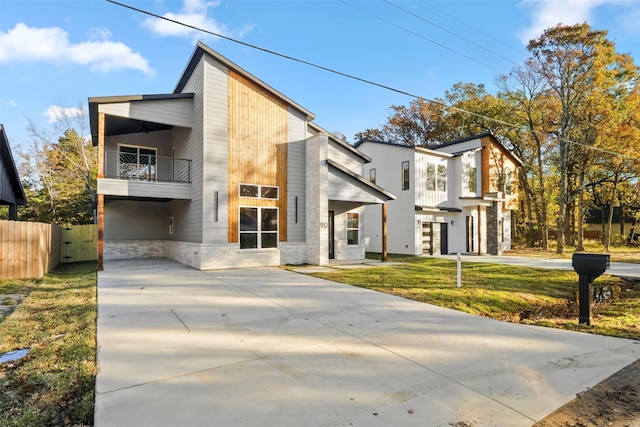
[105,0,639,161]
[339,0,499,72]
[384,0,519,66]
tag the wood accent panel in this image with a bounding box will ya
[98,113,105,178]
[227,70,288,243]
[98,194,104,271]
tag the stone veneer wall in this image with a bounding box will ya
[486,202,503,255]
[280,242,308,265]
[104,240,167,260]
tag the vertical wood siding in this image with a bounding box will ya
[0,220,61,279]
[227,70,288,243]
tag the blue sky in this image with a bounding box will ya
[2,0,640,150]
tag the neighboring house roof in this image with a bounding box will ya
[88,93,195,146]
[309,122,372,163]
[0,124,26,205]
[175,42,315,121]
[435,132,523,166]
[355,138,453,159]
[353,138,411,150]
[326,159,396,201]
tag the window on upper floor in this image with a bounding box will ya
[468,166,477,193]
[369,168,376,184]
[239,184,279,200]
[426,162,447,192]
[437,164,447,192]
[402,161,410,190]
[505,170,512,195]
[426,163,436,191]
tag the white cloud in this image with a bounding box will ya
[518,0,630,44]
[5,100,18,107]
[0,23,152,74]
[143,0,253,41]
[43,105,88,123]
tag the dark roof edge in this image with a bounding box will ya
[0,124,26,205]
[309,122,372,163]
[326,159,396,201]
[88,93,194,104]
[174,42,315,120]
[353,138,413,150]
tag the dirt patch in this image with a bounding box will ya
[533,358,640,427]
[0,293,26,322]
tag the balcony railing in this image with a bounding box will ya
[104,151,191,183]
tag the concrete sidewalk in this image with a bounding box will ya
[437,254,640,280]
[95,258,640,426]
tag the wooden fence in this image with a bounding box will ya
[0,220,62,279]
[61,224,97,263]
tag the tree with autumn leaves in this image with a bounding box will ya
[357,23,640,252]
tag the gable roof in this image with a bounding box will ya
[175,42,315,121]
[309,122,372,163]
[0,124,26,205]
[434,132,523,166]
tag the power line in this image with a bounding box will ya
[339,0,500,72]
[104,0,639,161]
[384,0,519,66]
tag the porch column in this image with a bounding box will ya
[382,203,388,262]
[8,203,17,220]
[97,112,105,271]
[305,135,329,265]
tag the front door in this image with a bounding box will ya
[328,211,335,259]
[440,223,448,255]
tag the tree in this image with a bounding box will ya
[19,107,97,224]
[526,23,638,253]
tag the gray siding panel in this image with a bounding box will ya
[201,55,229,244]
[328,140,363,173]
[173,56,205,243]
[100,98,193,128]
[104,200,170,241]
[287,108,307,243]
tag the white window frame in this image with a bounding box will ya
[347,211,360,246]
[239,183,279,200]
[238,206,279,250]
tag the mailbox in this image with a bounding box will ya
[571,253,610,277]
[571,253,610,326]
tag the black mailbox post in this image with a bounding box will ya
[571,253,610,325]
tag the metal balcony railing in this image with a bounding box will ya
[104,151,191,183]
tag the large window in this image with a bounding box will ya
[239,207,278,249]
[119,145,156,180]
[369,168,376,184]
[347,212,359,245]
[401,161,410,190]
[426,163,436,191]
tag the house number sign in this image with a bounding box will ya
[319,221,328,228]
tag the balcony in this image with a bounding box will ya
[99,151,192,200]
[105,151,191,183]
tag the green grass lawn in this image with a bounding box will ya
[0,262,97,427]
[308,256,640,340]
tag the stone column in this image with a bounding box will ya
[486,201,503,255]
[305,135,329,265]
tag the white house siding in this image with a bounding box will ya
[200,54,229,246]
[287,108,307,243]
[435,139,480,155]
[174,55,205,244]
[414,151,449,208]
[98,98,193,129]
[327,140,363,173]
[358,142,417,255]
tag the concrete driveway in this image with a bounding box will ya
[95,258,640,426]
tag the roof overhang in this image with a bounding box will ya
[459,193,504,207]
[88,93,194,146]
[327,159,395,204]
[0,124,26,205]
[415,205,462,213]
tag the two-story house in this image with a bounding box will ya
[356,132,521,256]
[89,42,394,270]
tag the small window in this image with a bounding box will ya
[437,164,447,192]
[505,171,513,195]
[240,184,259,198]
[169,217,174,235]
[239,184,279,200]
[347,212,359,245]
[369,168,376,184]
[261,186,278,199]
[468,167,477,193]
[401,161,410,190]
[426,163,436,191]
